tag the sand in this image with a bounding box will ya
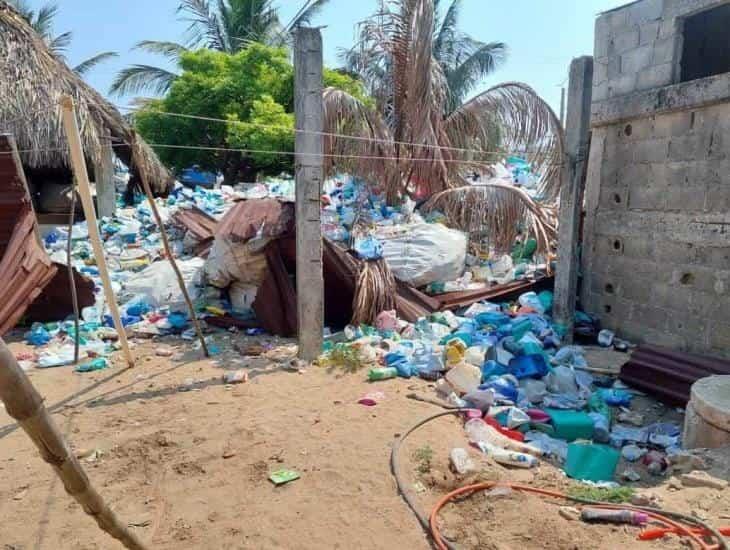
[1,334,729,549]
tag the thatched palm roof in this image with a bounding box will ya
[0,1,173,194]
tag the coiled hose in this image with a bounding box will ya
[390,409,727,550]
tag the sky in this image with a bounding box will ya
[35,0,629,112]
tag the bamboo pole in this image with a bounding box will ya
[60,96,134,367]
[130,132,209,357]
[0,338,147,550]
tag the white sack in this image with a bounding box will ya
[377,223,467,287]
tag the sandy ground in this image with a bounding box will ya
[1,333,729,550]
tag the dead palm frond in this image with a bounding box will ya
[421,182,557,256]
[325,0,563,254]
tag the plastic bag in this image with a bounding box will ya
[125,257,204,309]
[378,222,467,287]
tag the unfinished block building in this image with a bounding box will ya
[581,0,730,357]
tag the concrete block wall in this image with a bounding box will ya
[583,0,730,358]
[592,0,729,101]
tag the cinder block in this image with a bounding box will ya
[620,117,654,142]
[652,283,693,312]
[593,57,609,85]
[618,162,650,184]
[639,21,660,45]
[636,62,674,90]
[672,265,722,295]
[606,55,622,80]
[595,17,612,58]
[654,240,697,265]
[634,138,669,163]
[666,183,706,211]
[609,73,638,97]
[648,163,669,189]
[610,27,640,55]
[593,82,609,102]
[628,181,666,210]
[621,45,654,74]
[696,247,730,270]
[622,235,655,259]
[620,276,656,302]
[658,17,678,38]
[652,37,676,65]
[631,303,670,332]
[704,184,730,212]
[668,135,702,162]
[710,322,730,350]
[627,0,664,25]
[653,111,693,138]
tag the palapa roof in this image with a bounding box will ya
[0,0,173,194]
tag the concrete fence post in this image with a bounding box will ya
[294,27,325,361]
[553,56,594,342]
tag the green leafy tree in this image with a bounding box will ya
[111,0,331,97]
[8,0,117,75]
[134,44,368,183]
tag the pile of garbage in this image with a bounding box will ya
[319,296,683,484]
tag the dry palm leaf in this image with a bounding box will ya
[351,259,396,326]
[421,181,557,257]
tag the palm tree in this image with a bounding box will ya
[8,0,118,76]
[324,0,563,254]
[110,0,331,97]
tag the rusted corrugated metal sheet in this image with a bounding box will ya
[0,134,58,335]
[620,345,730,405]
[216,199,294,243]
[171,206,218,242]
[25,263,95,322]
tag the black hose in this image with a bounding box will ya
[390,409,728,550]
[390,409,466,550]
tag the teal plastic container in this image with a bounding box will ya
[565,443,620,482]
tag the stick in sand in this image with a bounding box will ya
[130,132,209,357]
[60,96,134,367]
[0,337,147,550]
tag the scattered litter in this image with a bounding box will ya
[223,370,248,384]
[680,471,728,490]
[268,469,300,486]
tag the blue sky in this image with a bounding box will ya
[39,0,628,111]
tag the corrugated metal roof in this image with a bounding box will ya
[620,345,730,405]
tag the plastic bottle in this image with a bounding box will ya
[368,367,398,381]
[445,362,482,394]
[475,440,539,468]
[580,508,648,525]
[75,358,109,373]
[464,418,544,457]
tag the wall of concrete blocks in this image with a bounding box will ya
[582,0,730,357]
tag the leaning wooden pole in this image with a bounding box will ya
[60,96,134,366]
[0,338,147,549]
[130,132,209,357]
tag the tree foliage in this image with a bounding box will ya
[111,0,331,97]
[134,44,367,182]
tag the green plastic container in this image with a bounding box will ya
[543,409,595,441]
[565,443,620,482]
[368,367,398,381]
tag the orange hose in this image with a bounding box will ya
[640,526,730,541]
[428,482,716,550]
